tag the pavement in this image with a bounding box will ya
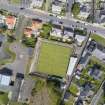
[91,81,105,105]
[29,38,42,73]
[5,42,29,75]
[0,3,105,37]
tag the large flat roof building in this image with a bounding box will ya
[67,57,77,76]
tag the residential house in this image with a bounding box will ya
[75,1,91,20]
[52,0,63,14]
[0,68,31,103]
[88,65,102,80]
[50,24,63,38]
[5,16,16,29]
[92,48,105,62]
[0,15,5,29]
[0,14,5,24]
[24,28,33,38]
[80,83,93,100]
[100,1,105,10]
[75,99,83,105]
[87,40,97,53]
[0,74,11,86]
[50,25,74,42]
[0,68,13,92]
[59,0,67,3]
[99,10,105,24]
[31,19,42,36]
[24,19,42,38]
[79,40,95,67]
[63,27,74,41]
[50,27,62,38]
[76,0,91,3]
[75,34,86,46]
[30,0,44,8]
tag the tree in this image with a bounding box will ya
[22,37,37,48]
[71,3,80,17]
[40,23,52,38]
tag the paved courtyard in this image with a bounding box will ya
[5,42,30,75]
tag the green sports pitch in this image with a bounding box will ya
[37,42,73,77]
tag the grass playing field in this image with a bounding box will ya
[37,42,73,76]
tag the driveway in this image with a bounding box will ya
[5,42,29,75]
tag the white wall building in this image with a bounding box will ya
[0,15,5,24]
[52,4,62,14]
[67,57,77,76]
[31,0,44,8]
[59,0,67,3]
[76,0,91,3]
[50,27,62,38]
[75,35,86,46]
[78,12,90,19]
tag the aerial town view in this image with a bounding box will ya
[0,0,105,105]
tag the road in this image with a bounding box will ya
[60,32,91,105]
[14,15,28,40]
[0,3,105,37]
[66,0,74,18]
[91,81,105,105]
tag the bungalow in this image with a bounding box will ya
[30,0,44,8]
[5,16,16,29]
